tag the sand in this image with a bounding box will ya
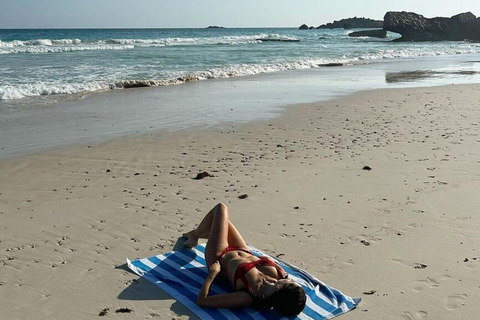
[1,84,479,319]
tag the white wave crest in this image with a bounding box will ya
[0,44,134,54]
[0,82,110,100]
[2,43,480,100]
[0,34,296,54]
[0,58,343,100]
[0,38,82,47]
[103,35,266,46]
[355,47,478,61]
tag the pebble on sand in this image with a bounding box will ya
[193,171,214,180]
[99,308,109,316]
[362,290,376,295]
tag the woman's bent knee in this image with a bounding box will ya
[214,203,229,220]
[215,203,228,211]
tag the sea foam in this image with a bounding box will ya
[1,30,480,100]
[1,44,479,100]
[0,34,296,55]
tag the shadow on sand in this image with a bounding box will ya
[116,236,199,319]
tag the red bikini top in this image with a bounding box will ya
[233,257,284,293]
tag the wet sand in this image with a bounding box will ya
[1,84,479,319]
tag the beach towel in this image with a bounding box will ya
[127,243,361,320]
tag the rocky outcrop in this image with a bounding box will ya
[256,38,300,42]
[349,29,387,38]
[319,63,343,67]
[384,11,480,41]
[317,17,383,29]
[299,24,309,30]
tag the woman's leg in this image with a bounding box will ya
[183,203,248,267]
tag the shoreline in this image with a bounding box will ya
[1,83,480,319]
[3,52,480,160]
[0,80,472,164]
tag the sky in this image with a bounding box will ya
[1,0,480,29]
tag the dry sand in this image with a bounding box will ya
[1,84,479,319]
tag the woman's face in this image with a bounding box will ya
[257,278,299,299]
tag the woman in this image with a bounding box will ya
[183,203,306,316]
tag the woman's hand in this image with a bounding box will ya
[209,261,221,275]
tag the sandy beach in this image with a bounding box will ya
[1,83,479,319]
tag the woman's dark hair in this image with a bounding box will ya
[269,283,306,316]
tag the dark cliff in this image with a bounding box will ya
[317,17,383,29]
[384,11,480,41]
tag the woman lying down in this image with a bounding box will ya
[182,203,306,317]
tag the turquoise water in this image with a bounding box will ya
[2,28,480,100]
[2,28,480,159]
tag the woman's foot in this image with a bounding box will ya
[182,230,199,248]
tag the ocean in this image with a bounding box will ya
[2,27,480,100]
[2,28,480,159]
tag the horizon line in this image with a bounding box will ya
[0,26,306,30]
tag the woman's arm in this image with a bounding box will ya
[197,261,220,304]
[197,261,252,308]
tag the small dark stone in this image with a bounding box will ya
[361,240,370,246]
[238,194,249,199]
[464,258,469,262]
[362,290,376,295]
[106,169,111,173]
[134,172,140,176]
[116,308,133,313]
[363,166,372,171]
[414,263,427,269]
[99,308,109,316]
[294,206,300,209]
[193,171,214,180]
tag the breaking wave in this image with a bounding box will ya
[0,34,298,54]
[2,46,480,100]
[1,33,480,100]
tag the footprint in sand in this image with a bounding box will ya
[344,259,355,266]
[446,294,468,310]
[401,311,428,319]
[392,259,430,270]
[413,275,451,292]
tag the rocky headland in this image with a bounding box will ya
[383,11,480,41]
[299,24,315,30]
[317,17,383,29]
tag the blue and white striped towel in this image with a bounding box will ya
[127,243,361,320]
